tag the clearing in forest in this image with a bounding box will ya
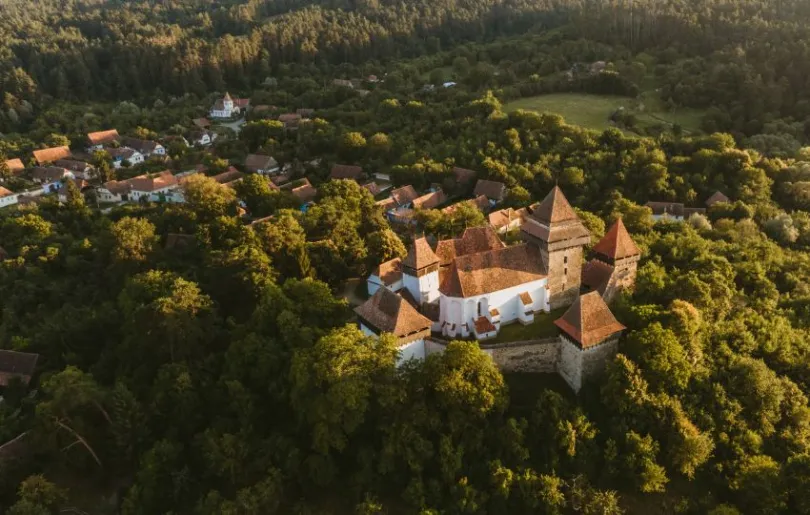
[505,92,705,134]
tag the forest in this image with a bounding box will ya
[2,0,810,514]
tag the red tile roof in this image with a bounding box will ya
[33,146,71,165]
[362,182,382,196]
[474,179,506,201]
[390,185,418,206]
[211,167,244,184]
[452,167,477,184]
[592,219,640,260]
[440,244,547,298]
[581,259,615,296]
[376,197,397,211]
[706,191,730,207]
[330,164,363,180]
[412,189,447,210]
[372,258,403,285]
[532,186,578,224]
[435,226,505,266]
[403,237,439,270]
[129,171,177,192]
[354,288,432,338]
[0,186,13,198]
[474,316,496,334]
[4,158,25,174]
[522,188,590,244]
[291,179,317,203]
[0,350,38,385]
[245,154,278,172]
[31,166,70,182]
[554,292,625,348]
[87,129,119,146]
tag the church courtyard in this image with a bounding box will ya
[487,307,566,344]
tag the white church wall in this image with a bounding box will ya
[404,270,439,305]
[441,278,548,332]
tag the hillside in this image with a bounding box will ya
[1,1,810,514]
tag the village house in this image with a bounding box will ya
[120,137,166,157]
[489,206,529,233]
[290,178,318,205]
[333,78,354,89]
[211,167,244,188]
[96,171,178,203]
[187,129,217,147]
[0,187,18,208]
[193,118,211,129]
[209,93,249,119]
[363,182,383,196]
[330,164,364,181]
[3,158,25,176]
[57,178,91,203]
[278,113,303,129]
[442,195,490,215]
[452,166,478,185]
[33,146,71,166]
[412,189,447,210]
[705,191,730,207]
[31,166,74,185]
[86,129,120,151]
[53,159,94,180]
[245,154,280,175]
[358,186,640,389]
[296,108,315,118]
[107,147,144,169]
[646,201,706,222]
[474,179,507,205]
[0,350,39,386]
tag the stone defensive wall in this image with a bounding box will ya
[426,336,561,374]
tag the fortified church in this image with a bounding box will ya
[356,186,642,391]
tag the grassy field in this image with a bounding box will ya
[506,93,627,131]
[505,92,705,134]
[489,308,566,344]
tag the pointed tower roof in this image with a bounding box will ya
[223,92,233,101]
[533,186,579,225]
[592,219,640,261]
[705,190,730,207]
[402,237,439,270]
[522,186,590,245]
[554,292,625,348]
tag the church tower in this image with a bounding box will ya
[521,187,591,309]
[402,237,440,305]
[590,218,641,300]
[223,92,234,115]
